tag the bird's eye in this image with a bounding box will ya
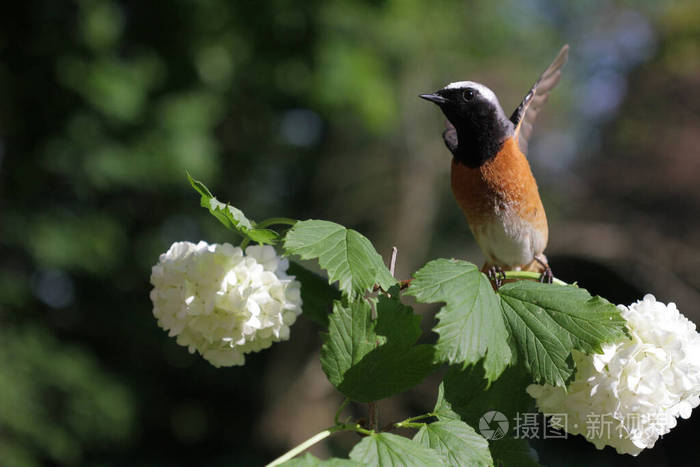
[462,89,475,101]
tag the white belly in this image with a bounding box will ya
[470,206,545,268]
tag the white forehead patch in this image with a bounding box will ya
[444,81,499,105]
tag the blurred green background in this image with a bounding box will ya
[2,0,700,465]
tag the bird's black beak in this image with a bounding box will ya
[419,93,448,104]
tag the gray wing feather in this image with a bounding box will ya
[442,119,458,154]
[510,45,569,156]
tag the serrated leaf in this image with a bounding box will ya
[320,297,436,402]
[281,453,367,467]
[432,382,460,421]
[287,262,340,328]
[414,420,493,467]
[321,301,375,389]
[283,220,396,298]
[497,281,626,387]
[187,172,279,244]
[349,433,446,466]
[406,259,511,382]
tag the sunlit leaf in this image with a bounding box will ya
[406,259,511,383]
[498,282,627,387]
[414,419,493,467]
[187,172,279,244]
[281,453,366,466]
[349,432,446,466]
[283,220,396,298]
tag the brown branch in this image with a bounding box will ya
[368,403,378,431]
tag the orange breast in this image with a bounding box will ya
[450,137,548,253]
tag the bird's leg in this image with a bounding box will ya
[535,257,553,284]
[487,265,506,288]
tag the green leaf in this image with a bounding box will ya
[349,433,446,466]
[497,281,627,387]
[435,364,540,467]
[489,438,540,467]
[406,259,511,383]
[287,262,340,328]
[321,301,375,389]
[320,297,436,402]
[281,453,366,467]
[283,220,396,298]
[414,420,493,467]
[436,364,534,428]
[187,172,279,244]
[432,381,460,422]
[245,227,279,244]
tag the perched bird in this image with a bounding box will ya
[420,45,569,281]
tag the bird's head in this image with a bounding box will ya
[420,81,509,130]
[420,81,513,166]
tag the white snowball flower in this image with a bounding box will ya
[527,294,700,456]
[149,241,302,367]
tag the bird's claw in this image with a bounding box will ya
[487,266,506,288]
[533,257,553,284]
[539,265,553,284]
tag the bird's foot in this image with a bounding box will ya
[539,267,553,284]
[534,257,553,284]
[487,265,506,288]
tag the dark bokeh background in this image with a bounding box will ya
[2,0,700,465]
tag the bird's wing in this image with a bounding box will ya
[442,120,458,154]
[510,45,569,156]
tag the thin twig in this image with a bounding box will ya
[368,403,378,431]
[334,398,350,425]
[394,412,435,427]
[254,217,298,229]
[503,270,567,286]
[265,423,371,466]
[367,248,399,431]
[265,428,336,467]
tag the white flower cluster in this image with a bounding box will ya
[528,294,700,455]
[150,241,302,367]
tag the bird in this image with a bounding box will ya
[419,45,569,283]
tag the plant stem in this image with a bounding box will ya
[240,237,251,249]
[503,270,567,286]
[365,247,397,430]
[349,423,374,435]
[389,246,398,276]
[255,217,298,229]
[394,412,435,428]
[368,402,378,430]
[265,426,340,467]
[266,423,371,466]
[334,398,349,425]
[397,422,427,429]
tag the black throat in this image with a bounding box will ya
[451,116,509,168]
